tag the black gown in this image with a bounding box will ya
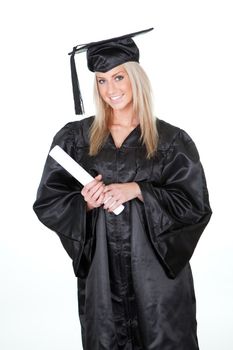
[33,116,212,350]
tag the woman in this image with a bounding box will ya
[33,29,212,350]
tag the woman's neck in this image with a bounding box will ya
[110,107,139,127]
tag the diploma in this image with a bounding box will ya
[49,145,124,215]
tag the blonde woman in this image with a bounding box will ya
[33,29,212,350]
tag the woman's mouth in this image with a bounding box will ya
[109,95,124,103]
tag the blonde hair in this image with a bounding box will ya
[89,61,158,158]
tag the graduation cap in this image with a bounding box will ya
[68,28,154,115]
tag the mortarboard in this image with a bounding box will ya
[68,28,154,115]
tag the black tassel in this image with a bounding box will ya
[70,48,85,115]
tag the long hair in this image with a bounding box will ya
[89,61,158,158]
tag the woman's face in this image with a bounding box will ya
[96,65,133,112]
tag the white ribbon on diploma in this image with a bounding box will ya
[49,145,124,215]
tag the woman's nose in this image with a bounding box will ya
[107,80,117,95]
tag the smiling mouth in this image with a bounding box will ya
[109,95,124,102]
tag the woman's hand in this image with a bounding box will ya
[103,182,143,212]
[81,174,105,211]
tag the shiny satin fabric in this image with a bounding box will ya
[33,117,212,350]
[87,38,139,72]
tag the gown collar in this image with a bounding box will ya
[104,124,142,149]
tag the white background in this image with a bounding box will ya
[0,0,232,349]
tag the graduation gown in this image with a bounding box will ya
[33,116,212,350]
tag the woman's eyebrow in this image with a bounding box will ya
[112,71,125,77]
[96,71,125,79]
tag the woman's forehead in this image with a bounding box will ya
[96,65,126,78]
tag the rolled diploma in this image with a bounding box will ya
[49,145,124,215]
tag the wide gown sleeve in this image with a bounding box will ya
[33,123,96,278]
[138,129,212,278]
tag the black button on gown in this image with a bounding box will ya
[33,117,212,350]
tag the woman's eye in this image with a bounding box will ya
[115,75,124,81]
[98,79,105,84]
